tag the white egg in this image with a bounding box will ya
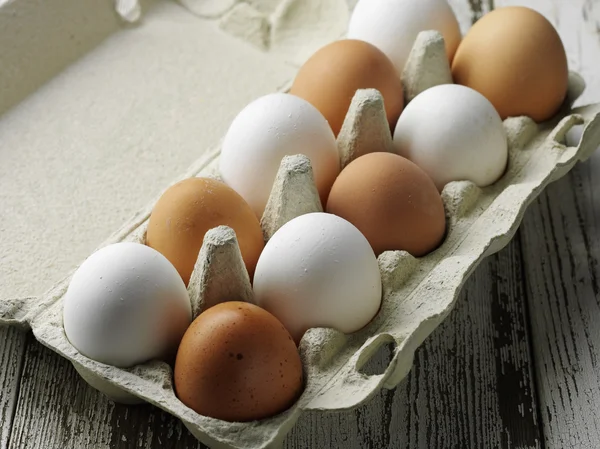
[63,242,192,368]
[253,212,382,342]
[219,93,340,218]
[393,84,508,190]
[347,0,461,74]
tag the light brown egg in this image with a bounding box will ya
[174,301,304,422]
[146,177,264,285]
[326,152,446,257]
[451,6,568,122]
[289,39,404,136]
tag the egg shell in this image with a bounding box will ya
[326,152,446,257]
[393,84,508,190]
[62,242,192,368]
[289,39,404,136]
[347,0,461,74]
[451,6,568,122]
[146,177,264,285]
[174,301,303,422]
[253,212,382,342]
[219,93,340,218]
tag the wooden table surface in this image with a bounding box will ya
[1,0,600,448]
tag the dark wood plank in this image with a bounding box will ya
[8,333,207,449]
[0,328,26,449]
[519,155,600,449]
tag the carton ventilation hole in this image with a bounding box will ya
[357,338,397,377]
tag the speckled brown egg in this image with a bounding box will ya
[146,177,264,285]
[326,152,446,257]
[289,39,404,136]
[174,301,304,422]
[451,6,568,122]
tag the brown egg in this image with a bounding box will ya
[289,39,404,136]
[174,301,304,422]
[326,152,445,257]
[146,177,264,285]
[451,7,568,122]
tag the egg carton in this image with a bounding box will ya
[2,30,600,449]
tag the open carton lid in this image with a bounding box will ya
[0,0,351,301]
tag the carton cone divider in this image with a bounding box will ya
[337,88,395,169]
[260,154,323,241]
[187,225,254,319]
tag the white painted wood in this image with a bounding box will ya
[8,335,205,449]
[499,1,600,448]
[519,162,600,449]
[0,328,26,449]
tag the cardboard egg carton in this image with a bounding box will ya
[2,30,600,449]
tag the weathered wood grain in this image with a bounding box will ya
[400,239,541,449]
[8,333,206,449]
[519,160,600,449]
[0,328,26,449]
[499,0,600,448]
